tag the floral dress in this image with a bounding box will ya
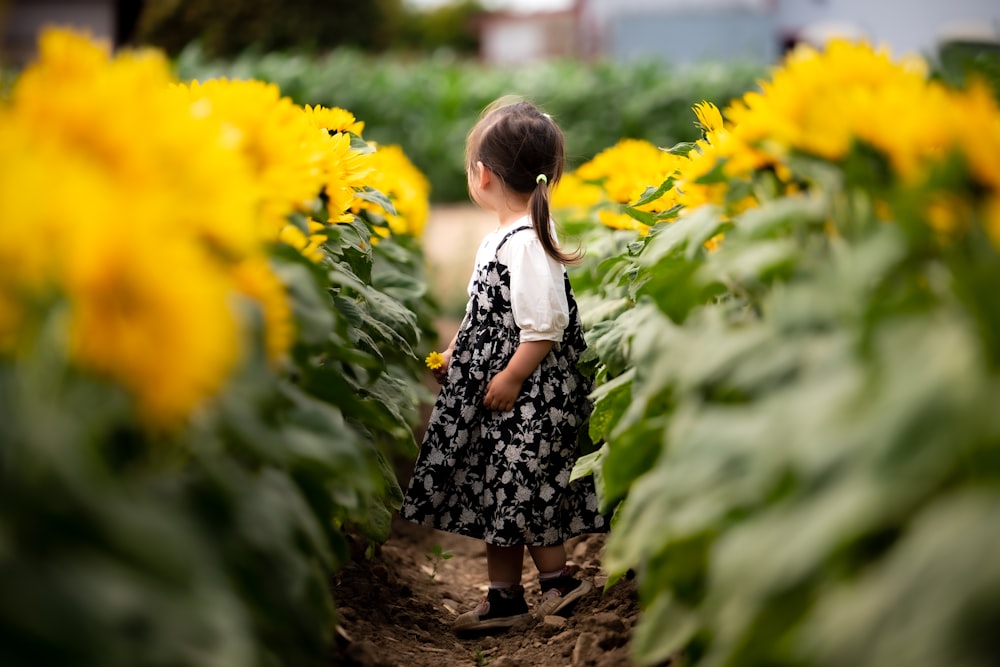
[400,225,607,546]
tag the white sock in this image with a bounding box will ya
[489,581,518,590]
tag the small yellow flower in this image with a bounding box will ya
[425,351,444,370]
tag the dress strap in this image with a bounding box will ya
[495,225,532,256]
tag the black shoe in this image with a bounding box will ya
[453,585,531,635]
[534,568,593,618]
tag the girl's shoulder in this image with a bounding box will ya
[497,224,541,255]
[473,226,530,267]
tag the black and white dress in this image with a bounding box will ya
[400,219,607,547]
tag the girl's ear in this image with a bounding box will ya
[475,161,491,190]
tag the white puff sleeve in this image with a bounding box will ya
[502,233,570,343]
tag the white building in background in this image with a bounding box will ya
[479,8,579,64]
[479,0,1000,64]
[578,0,778,63]
[773,0,1000,58]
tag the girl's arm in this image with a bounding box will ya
[483,340,555,412]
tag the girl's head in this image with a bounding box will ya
[466,97,579,264]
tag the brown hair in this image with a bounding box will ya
[466,97,580,264]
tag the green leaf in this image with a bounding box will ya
[632,176,676,207]
[697,238,799,291]
[349,133,374,152]
[276,381,370,473]
[577,295,632,332]
[584,322,622,375]
[355,493,394,543]
[665,141,698,157]
[600,416,668,512]
[354,186,397,215]
[570,444,606,482]
[802,491,1000,667]
[272,260,334,347]
[634,260,708,324]
[632,593,700,666]
[588,368,635,443]
[734,193,828,239]
[637,205,726,265]
[624,205,659,227]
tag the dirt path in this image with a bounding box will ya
[329,205,643,667]
[330,515,639,667]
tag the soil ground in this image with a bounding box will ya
[329,205,644,667]
[330,517,641,667]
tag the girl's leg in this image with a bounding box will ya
[527,544,566,573]
[487,543,526,586]
[528,543,593,618]
[453,543,530,634]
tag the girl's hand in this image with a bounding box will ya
[484,370,523,412]
[483,340,553,411]
[428,333,459,385]
[431,349,452,384]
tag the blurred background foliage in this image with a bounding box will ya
[132,0,997,205]
[936,37,1000,98]
[134,0,484,58]
[174,48,764,202]
[130,0,764,203]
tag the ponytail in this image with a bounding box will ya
[530,174,581,265]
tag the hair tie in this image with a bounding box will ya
[536,173,548,185]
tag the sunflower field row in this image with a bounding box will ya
[556,40,1000,667]
[0,29,434,666]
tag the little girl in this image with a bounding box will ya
[400,98,607,634]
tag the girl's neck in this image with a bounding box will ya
[494,210,529,231]
[488,197,531,231]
